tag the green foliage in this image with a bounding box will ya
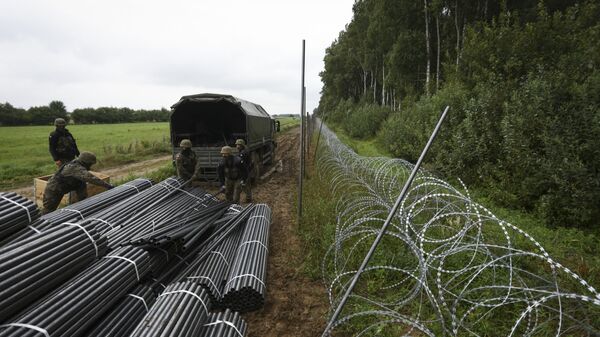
[298,163,338,279]
[72,107,170,124]
[342,103,390,139]
[329,125,391,158]
[0,101,68,126]
[0,101,169,126]
[320,0,600,229]
[112,163,176,186]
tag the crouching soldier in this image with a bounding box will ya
[217,146,248,204]
[235,139,253,202]
[176,139,200,182]
[42,151,114,214]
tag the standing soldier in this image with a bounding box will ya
[217,146,248,204]
[235,139,253,202]
[175,139,200,181]
[49,118,80,167]
[42,151,114,214]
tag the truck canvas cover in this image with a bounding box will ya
[170,93,273,147]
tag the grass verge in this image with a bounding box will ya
[0,122,170,189]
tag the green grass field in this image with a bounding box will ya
[0,122,171,189]
[275,116,300,132]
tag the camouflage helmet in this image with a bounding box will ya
[220,146,233,155]
[180,139,192,148]
[78,151,97,166]
[54,118,67,126]
[235,139,246,146]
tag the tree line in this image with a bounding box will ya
[319,0,600,229]
[0,101,170,126]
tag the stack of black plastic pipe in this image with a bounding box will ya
[130,281,212,337]
[88,178,184,236]
[200,309,248,337]
[106,182,219,249]
[0,221,107,321]
[0,192,40,239]
[221,204,271,312]
[129,201,229,249]
[149,205,256,294]
[0,178,153,245]
[0,245,150,337]
[86,285,156,337]
[186,225,243,306]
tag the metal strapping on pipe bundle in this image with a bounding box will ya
[200,309,247,337]
[86,285,156,337]
[0,220,107,322]
[0,192,40,240]
[221,204,271,312]
[0,246,151,337]
[0,178,153,245]
[130,281,212,337]
[186,221,243,306]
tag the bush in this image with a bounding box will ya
[342,103,390,139]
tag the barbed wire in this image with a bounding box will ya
[316,124,600,336]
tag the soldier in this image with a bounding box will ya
[42,151,114,214]
[49,118,80,167]
[217,146,248,204]
[175,139,200,181]
[235,138,253,202]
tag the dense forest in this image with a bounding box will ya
[0,101,170,125]
[318,0,600,229]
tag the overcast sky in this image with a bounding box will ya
[0,0,354,115]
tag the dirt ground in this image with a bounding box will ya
[241,128,329,337]
[10,155,172,200]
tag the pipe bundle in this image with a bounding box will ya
[0,221,107,321]
[1,178,153,245]
[0,177,274,335]
[0,192,40,240]
[0,246,150,337]
[86,285,156,337]
[186,225,243,306]
[130,281,212,337]
[129,201,230,250]
[222,204,271,312]
[200,309,247,337]
[105,178,222,249]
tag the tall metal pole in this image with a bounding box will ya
[302,89,307,178]
[321,106,450,336]
[298,40,306,223]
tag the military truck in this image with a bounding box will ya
[170,93,278,181]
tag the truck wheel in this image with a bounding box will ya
[265,143,274,165]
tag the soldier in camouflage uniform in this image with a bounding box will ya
[42,151,114,214]
[175,139,200,181]
[49,118,80,167]
[217,146,248,204]
[235,139,253,202]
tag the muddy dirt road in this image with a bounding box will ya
[242,128,329,337]
[10,155,172,200]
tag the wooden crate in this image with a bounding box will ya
[33,171,110,209]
